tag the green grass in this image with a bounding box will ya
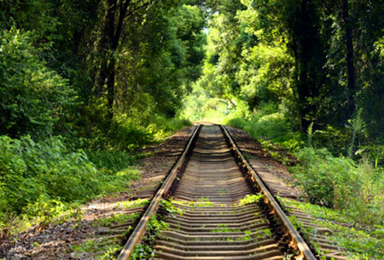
[129,215,170,259]
[282,198,384,259]
[117,199,149,209]
[172,198,215,207]
[94,213,140,228]
[70,237,122,260]
[291,147,384,225]
[0,113,192,238]
[0,135,144,237]
[238,194,264,206]
[210,227,241,233]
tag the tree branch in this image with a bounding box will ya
[113,0,132,49]
[126,0,154,19]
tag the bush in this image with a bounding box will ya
[0,135,99,215]
[85,96,192,151]
[292,147,358,208]
[86,150,136,172]
[291,147,384,225]
[0,135,142,235]
[0,28,77,138]
[226,103,299,149]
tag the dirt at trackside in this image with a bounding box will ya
[226,126,302,199]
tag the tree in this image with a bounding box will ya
[342,0,355,118]
[0,29,76,138]
[93,0,154,120]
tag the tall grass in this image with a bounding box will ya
[226,103,303,151]
[88,111,192,151]
[0,113,192,236]
[291,147,384,225]
[0,135,140,236]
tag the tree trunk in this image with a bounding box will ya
[95,0,134,120]
[297,0,312,132]
[94,0,116,100]
[94,0,152,120]
[107,58,116,119]
[342,0,356,118]
[293,0,326,132]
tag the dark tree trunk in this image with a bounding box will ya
[297,0,313,132]
[95,0,135,119]
[94,0,116,98]
[94,0,152,120]
[106,59,116,120]
[291,0,326,132]
[342,0,356,118]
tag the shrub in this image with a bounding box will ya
[227,103,298,148]
[292,147,359,208]
[86,150,136,172]
[85,96,192,151]
[291,147,384,225]
[0,28,77,138]
[0,135,99,215]
[0,134,143,235]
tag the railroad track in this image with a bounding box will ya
[118,125,317,260]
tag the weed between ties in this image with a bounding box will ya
[129,199,173,259]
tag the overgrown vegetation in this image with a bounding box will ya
[68,198,148,259]
[70,237,122,260]
[0,0,202,240]
[129,200,172,259]
[292,148,384,225]
[238,194,264,206]
[172,197,215,207]
[216,104,384,228]
[283,199,384,259]
[0,135,140,237]
[0,28,76,139]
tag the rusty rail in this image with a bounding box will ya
[117,125,201,260]
[221,125,317,260]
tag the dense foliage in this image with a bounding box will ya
[0,135,139,236]
[0,0,205,142]
[0,29,76,138]
[0,0,205,235]
[185,0,384,144]
[180,0,384,257]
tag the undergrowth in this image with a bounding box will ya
[291,147,384,226]
[68,198,148,260]
[0,135,140,237]
[86,109,192,151]
[0,112,191,238]
[70,237,122,260]
[219,103,384,227]
[238,194,264,206]
[283,199,384,259]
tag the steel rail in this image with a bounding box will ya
[221,125,317,260]
[117,125,202,260]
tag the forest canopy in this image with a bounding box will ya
[184,0,384,141]
[2,0,384,145]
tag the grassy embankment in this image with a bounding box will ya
[0,118,191,238]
